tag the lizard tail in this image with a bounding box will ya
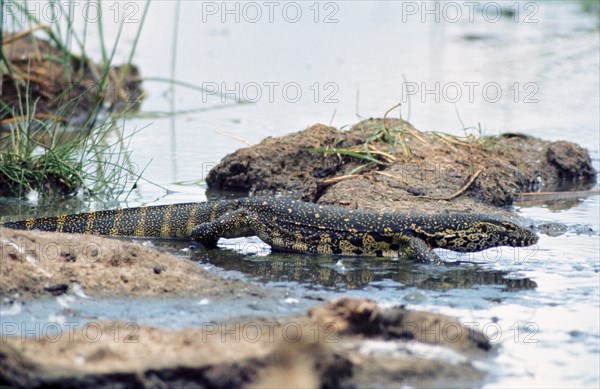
[1,203,205,240]
[2,209,137,236]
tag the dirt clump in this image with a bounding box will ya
[1,32,143,127]
[0,227,266,301]
[206,123,366,201]
[546,141,597,181]
[0,299,490,388]
[308,298,490,351]
[207,119,597,215]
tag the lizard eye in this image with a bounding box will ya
[480,224,489,233]
[501,222,517,231]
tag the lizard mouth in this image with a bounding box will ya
[520,229,539,246]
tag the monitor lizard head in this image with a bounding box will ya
[418,215,539,252]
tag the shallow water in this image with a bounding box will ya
[1,1,599,387]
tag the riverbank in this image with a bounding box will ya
[207,119,596,216]
[1,297,492,388]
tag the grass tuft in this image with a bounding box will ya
[1,0,150,202]
[308,102,497,181]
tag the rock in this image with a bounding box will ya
[546,141,596,181]
[308,298,491,351]
[207,119,597,214]
[537,222,568,237]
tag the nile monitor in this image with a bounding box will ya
[0,197,538,262]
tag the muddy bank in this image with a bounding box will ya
[1,298,491,388]
[207,119,596,214]
[1,32,143,126]
[0,227,267,301]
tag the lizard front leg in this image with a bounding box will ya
[408,236,442,264]
[191,208,256,248]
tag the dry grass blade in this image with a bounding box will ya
[383,102,402,134]
[366,144,396,162]
[108,67,129,103]
[418,168,483,201]
[432,131,487,149]
[401,121,427,144]
[0,114,66,125]
[373,171,408,185]
[9,69,54,90]
[214,130,252,146]
[2,25,49,45]
[432,132,471,146]
[431,132,459,149]
[321,174,360,185]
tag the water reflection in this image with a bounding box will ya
[516,188,599,211]
[152,241,537,292]
[0,195,89,220]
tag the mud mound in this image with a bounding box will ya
[1,32,143,126]
[207,119,596,214]
[308,298,490,351]
[0,227,266,300]
[1,299,489,388]
[206,123,367,200]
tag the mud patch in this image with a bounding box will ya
[0,227,266,301]
[0,298,490,388]
[207,119,597,214]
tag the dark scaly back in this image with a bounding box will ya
[240,197,537,251]
[240,197,406,233]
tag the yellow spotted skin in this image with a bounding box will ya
[1,197,539,262]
